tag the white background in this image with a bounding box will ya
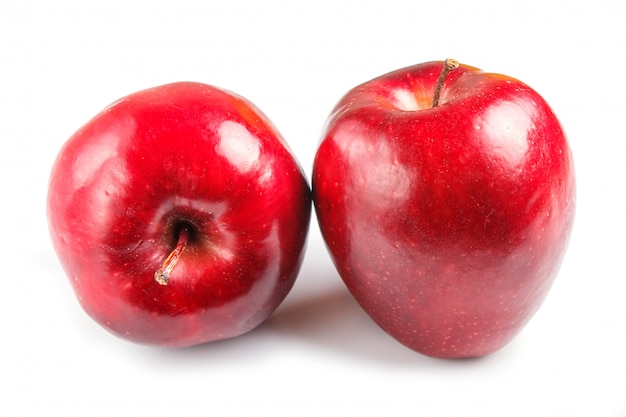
[1,1,624,416]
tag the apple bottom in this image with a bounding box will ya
[73,263,295,348]
[338,236,566,358]
[67,213,305,348]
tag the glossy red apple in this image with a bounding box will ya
[312,60,575,358]
[48,82,311,347]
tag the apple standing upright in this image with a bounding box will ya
[313,60,575,358]
[48,82,311,347]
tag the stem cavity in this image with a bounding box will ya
[432,58,459,108]
[154,225,191,286]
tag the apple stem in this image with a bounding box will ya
[432,58,460,108]
[154,226,190,286]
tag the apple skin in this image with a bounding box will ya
[48,82,311,347]
[312,61,575,358]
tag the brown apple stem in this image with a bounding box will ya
[154,226,190,286]
[432,58,459,108]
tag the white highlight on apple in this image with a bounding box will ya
[217,120,261,173]
[336,120,412,209]
[391,89,420,111]
[72,133,121,190]
[478,99,535,168]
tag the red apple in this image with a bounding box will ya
[48,82,311,347]
[312,60,575,358]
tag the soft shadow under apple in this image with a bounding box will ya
[266,281,440,367]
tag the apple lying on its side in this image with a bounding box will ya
[312,59,575,358]
[48,82,311,347]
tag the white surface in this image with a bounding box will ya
[1,1,624,416]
